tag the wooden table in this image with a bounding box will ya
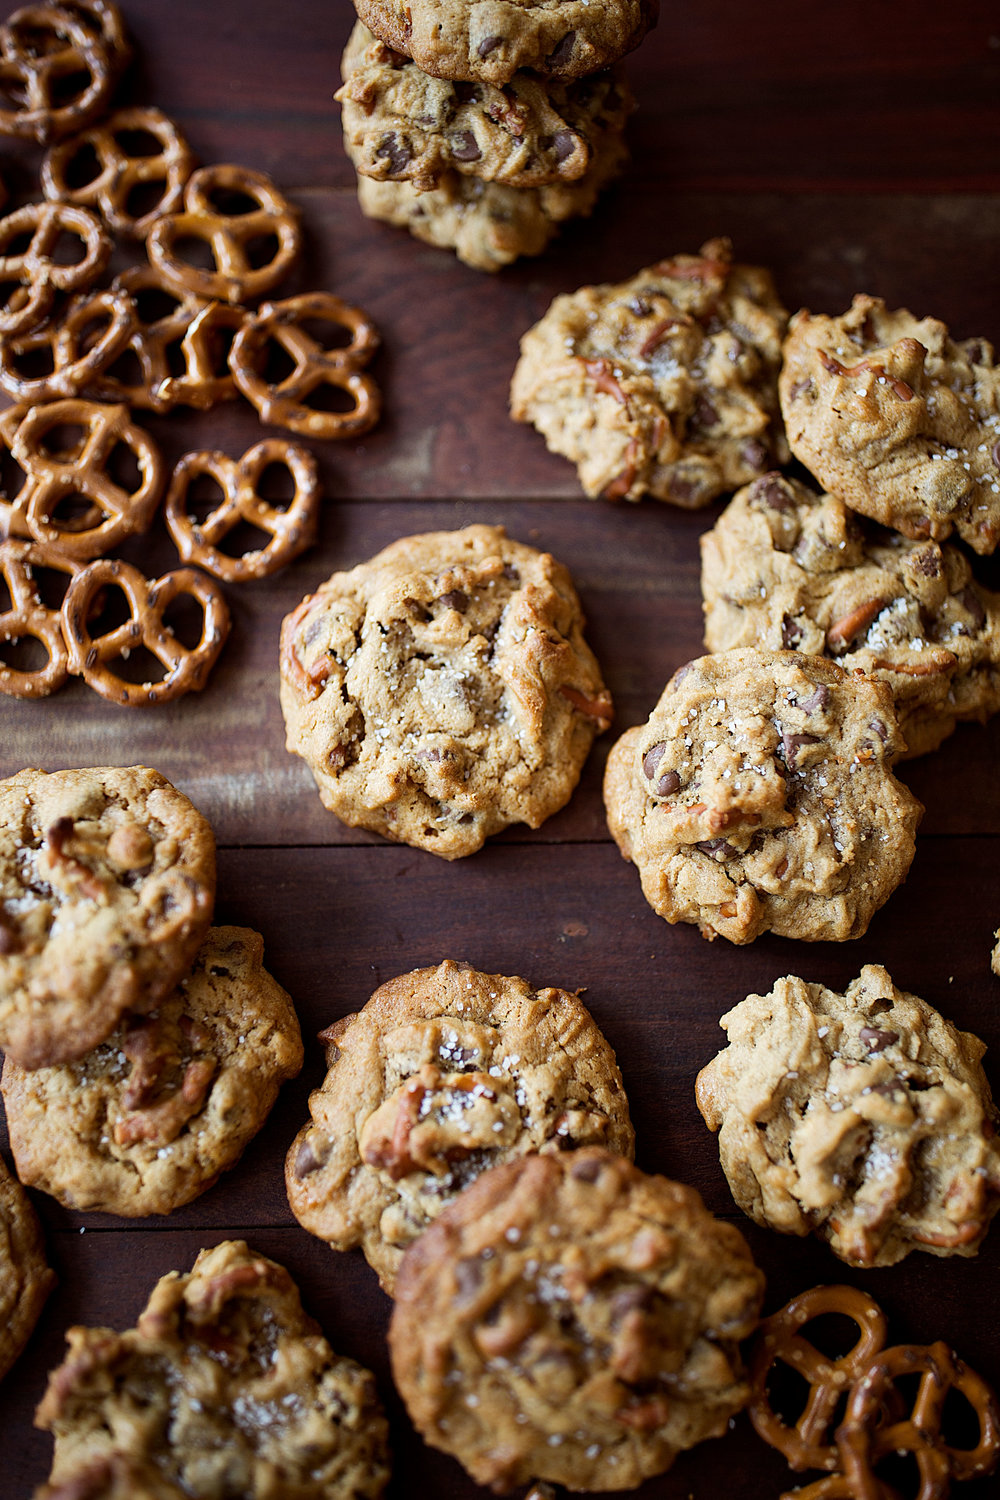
[2,2,1000,1494]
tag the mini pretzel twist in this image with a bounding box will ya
[229,291,381,439]
[87,265,209,412]
[146,163,302,304]
[0,3,116,144]
[11,397,165,558]
[778,1476,898,1500]
[748,1285,890,1473]
[62,557,230,705]
[0,199,111,334]
[0,284,135,402]
[0,537,81,697]
[837,1341,1000,1499]
[42,106,196,238]
[0,403,34,540]
[59,0,130,67]
[164,440,320,582]
[154,299,246,410]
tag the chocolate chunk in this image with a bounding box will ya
[693,396,719,429]
[552,129,577,162]
[959,587,987,632]
[781,731,820,766]
[642,741,666,779]
[545,30,576,68]
[451,130,481,163]
[477,34,503,58]
[437,589,468,612]
[655,769,680,797]
[502,563,520,582]
[860,1026,900,1053]
[571,1156,603,1183]
[781,613,802,649]
[294,1137,326,1178]
[867,716,888,743]
[375,133,412,176]
[910,543,941,578]
[800,684,829,713]
[740,439,768,470]
[749,473,792,512]
[697,838,737,860]
[611,1285,653,1323]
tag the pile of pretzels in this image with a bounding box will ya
[0,0,382,706]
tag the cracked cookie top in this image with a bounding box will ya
[0,766,216,1070]
[35,1240,391,1500]
[389,1148,764,1492]
[0,1153,55,1382]
[780,294,1000,555]
[701,472,1000,758]
[2,927,303,1218]
[603,648,923,944]
[510,238,789,504]
[696,966,1000,1267]
[279,525,612,858]
[286,959,634,1291]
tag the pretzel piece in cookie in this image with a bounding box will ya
[0,538,81,697]
[42,106,196,238]
[164,440,320,581]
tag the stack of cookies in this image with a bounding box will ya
[336,0,659,270]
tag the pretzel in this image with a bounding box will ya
[0,199,110,335]
[42,106,196,239]
[87,265,209,412]
[229,291,381,440]
[778,1477,898,1500]
[0,538,81,697]
[154,299,246,410]
[146,163,302,305]
[0,403,34,540]
[0,285,134,402]
[164,439,320,582]
[57,0,130,70]
[62,557,230,705]
[837,1342,1000,1500]
[0,4,116,144]
[748,1285,890,1473]
[11,397,164,559]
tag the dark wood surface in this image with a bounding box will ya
[2,3,1000,1495]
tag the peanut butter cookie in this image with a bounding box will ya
[701,472,1000,757]
[389,1148,764,1492]
[2,927,303,1217]
[603,649,923,944]
[286,959,634,1291]
[0,766,216,1070]
[1,1153,55,1382]
[696,966,1000,1266]
[279,525,612,857]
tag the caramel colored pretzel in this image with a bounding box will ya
[11,397,164,559]
[0,537,81,697]
[229,291,381,440]
[0,3,116,144]
[42,106,196,239]
[164,439,320,582]
[58,0,130,70]
[779,1476,897,1500]
[154,299,246,410]
[146,163,302,305]
[62,557,230,705]
[0,285,134,402]
[0,199,110,335]
[748,1285,890,1473]
[0,402,33,540]
[837,1341,1000,1500]
[89,265,209,412]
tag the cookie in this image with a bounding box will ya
[279,525,612,858]
[1,1152,56,1382]
[0,766,216,1070]
[2,927,303,1217]
[352,0,658,85]
[510,238,789,503]
[348,97,628,270]
[286,959,634,1292]
[389,1148,764,1492]
[696,965,1000,1267]
[338,22,633,191]
[779,294,1000,555]
[34,1454,182,1500]
[35,1239,391,1500]
[603,648,923,944]
[700,472,1000,757]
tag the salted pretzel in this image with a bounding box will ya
[0,537,81,697]
[88,265,209,412]
[42,106,196,239]
[0,3,117,144]
[0,285,134,402]
[10,397,164,558]
[58,0,130,70]
[0,403,34,540]
[164,439,320,582]
[154,299,246,410]
[62,557,230,705]
[146,163,302,305]
[748,1285,890,1473]
[0,199,111,335]
[836,1341,1000,1500]
[778,1476,898,1500]
[229,291,381,440]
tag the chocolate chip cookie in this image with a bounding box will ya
[603,648,923,944]
[510,238,789,503]
[286,959,634,1292]
[1,1153,56,1382]
[780,294,1000,554]
[339,22,632,191]
[389,1148,764,1492]
[352,0,658,84]
[279,525,613,858]
[34,1455,182,1500]
[701,473,1000,757]
[35,1240,391,1499]
[696,966,1000,1267]
[2,927,303,1217]
[0,766,216,1070]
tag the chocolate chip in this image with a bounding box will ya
[800,684,829,713]
[294,1137,326,1178]
[965,341,986,366]
[477,34,503,58]
[642,741,666,779]
[375,132,412,176]
[867,716,888,743]
[781,731,820,766]
[571,1156,603,1183]
[740,438,768,470]
[697,838,737,860]
[403,596,431,623]
[545,30,576,68]
[749,473,792,512]
[0,917,19,955]
[959,586,987,632]
[781,613,802,649]
[552,129,577,162]
[502,563,520,582]
[451,130,481,162]
[611,1285,652,1323]
[860,1026,899,1053]
[656,769,680,797]
[910,544,941,577]
[693,396,719,429]
[437,589,468,612]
